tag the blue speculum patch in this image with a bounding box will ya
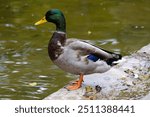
[87,54,99,62]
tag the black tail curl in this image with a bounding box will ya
[106,54,122,65]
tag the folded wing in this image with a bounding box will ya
[69,40,122,65]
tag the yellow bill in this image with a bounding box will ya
[34,16,47,25]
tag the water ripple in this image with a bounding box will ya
[98,38,119,45]
[4,23,15,28]
[24,26,37,30]
[4,61,15,64]
[38,75,48,78]
[16,61,29,65]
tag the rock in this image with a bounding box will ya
[44,44,150,100]
[141,92,150,100]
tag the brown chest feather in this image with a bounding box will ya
[48,32,66,60]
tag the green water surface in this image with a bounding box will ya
[0,0,150,99]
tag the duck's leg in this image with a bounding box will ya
[66,74,84,90]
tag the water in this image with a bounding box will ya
[0,0,150,99]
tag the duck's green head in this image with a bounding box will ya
[35,9,66,32]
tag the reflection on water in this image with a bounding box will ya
[0,0,150,99]
[0,39,68,99]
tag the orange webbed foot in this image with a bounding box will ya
[66,83,81,90]
[66,74,84,91]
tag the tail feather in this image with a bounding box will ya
[97,47,122,65]
[106,53,122,65]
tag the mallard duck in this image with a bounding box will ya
[35,9,122,90]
